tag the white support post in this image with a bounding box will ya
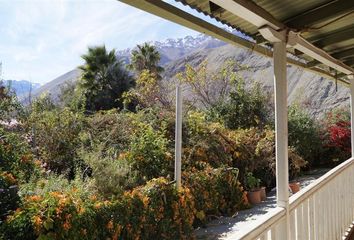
[175,84,182,189]
[350,80,354,157]
[273,41,290,239]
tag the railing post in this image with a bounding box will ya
[273,41,290,239]
[175,84,182,189]
[350,79,354,157]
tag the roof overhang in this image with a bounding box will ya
[118,0,354,84]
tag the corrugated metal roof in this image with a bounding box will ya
[176,0,354,70]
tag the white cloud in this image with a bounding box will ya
[0,0,198,83]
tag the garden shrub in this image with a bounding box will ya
[288,105,323,167]
[0,172,20,222]
[0,84,24,122]
[27,107,86,178]
[82,109,134,152]
[127,121,172,184]
[1,178,195,240]
[184,166,247,226]
[224,127,307,187]
[321,109,351,165]
[183,112,233,169]
[0,127,38,182]
[207,79,271,129]
[78,144,138,197]
[0,126,39,224]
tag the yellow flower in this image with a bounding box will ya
[94,202,102,209]
[142,196,149,206]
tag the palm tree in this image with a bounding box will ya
[79,45,134,112]
[129,43,164,75]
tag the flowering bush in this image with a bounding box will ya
[0,172,20,222]
[184,166,247,225]
[321,110,351,165]
[1,178,195,240]
[0,127,38,182]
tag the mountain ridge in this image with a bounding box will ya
[1,80,41,98]
[30,34,350,117]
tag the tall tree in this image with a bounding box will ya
[0,82,22,122]
[79,45,134,112]
[124,43,170,108]
[129,43,164,76]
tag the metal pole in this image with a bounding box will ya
[274,41,290,239]
[175,84,182,188]
[350,80,354,157]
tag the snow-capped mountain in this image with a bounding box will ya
[117,34,226,65]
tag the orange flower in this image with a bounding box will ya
[106,220,114,230]
[59,197,69,206]
[15,208,22,214]
[142,196,149,206]
[32,215,42,232]
[34,160,42,166]
[118,152,127,159]
[63,221,71,231]
[50,191,63,198]
[94,202,102,209]
[28,195,42,202]
[55,207,62,216]
[112,224,122,240]
[2,172,17,185]
[77,206,85,215]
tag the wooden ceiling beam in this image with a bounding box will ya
[209,0,285,30]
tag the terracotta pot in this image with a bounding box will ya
[247,189,262,204]
[289,182,301,194]
[260,187,266,201]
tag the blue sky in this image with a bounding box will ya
[0,0,226,84]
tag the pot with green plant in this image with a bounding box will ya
[245,172,261,204]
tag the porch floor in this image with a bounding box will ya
[195,169,329,240]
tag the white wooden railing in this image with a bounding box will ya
[237,157,354,240]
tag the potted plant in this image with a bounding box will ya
[245,172,262,204]
[260,185,267,201]
[289,180,301,194]
[289,169,301,194]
